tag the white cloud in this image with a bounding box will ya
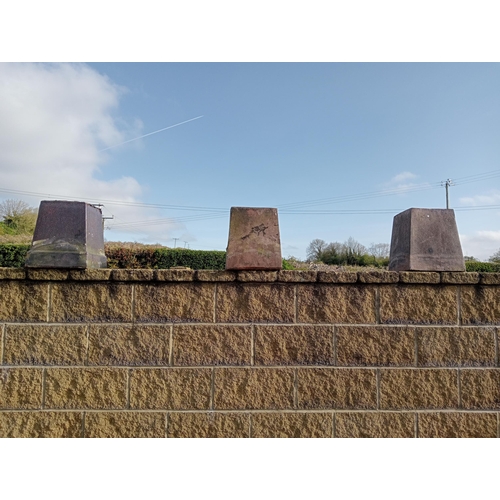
[383,171,427,195]
[391,172,417,184]
[459,190,500,206]
[0,62,178,243]
[460,230,500,261]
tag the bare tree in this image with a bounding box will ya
[489,249,500,263]
[343,237,367,256]
[0,199,38,234]
[368,243,390,259]
[306,239,328,261]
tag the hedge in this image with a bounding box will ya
[465,261,500,272]
[0,243,227,270]
[1,243,499,271]
[0,244,30,267]
[105,247,227,270]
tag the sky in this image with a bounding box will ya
[1,62,499,260]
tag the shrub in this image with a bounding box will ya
[0,243,229,270]
[152,248,226,270]
[465,261,500,272]
[104,246,226,269]
[0,244,30,267]
[307,237,389,267]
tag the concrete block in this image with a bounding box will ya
[85,412,165,438]
[0,411,82,438]
[379,285,458,325]
[168,412,249,438]
[417,326,495,367]
[225,207,282,270]
[173,324,251,366]
[336,412,414,438]
[460,369,500,409]
[379,368,458,409]
[130,368,211,410]
[297,368,377,410]
[388,208,465,271]
[25,200,107,269]
[336,326,414,367]
[214,368,294,410]
[418,412,497,438]
[0,368,43,409]
[252,413,332,438]
[135,283,214,323]
[216,283,295,323]
[297,284,376,324]
[254,325,334,366]
[44,368,127,409]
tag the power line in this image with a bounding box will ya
[451,168,500,184]
[2,168,499,214]
[108,204,500,231]
[276,182,442,210]
[0,187,227,212]
[2,167,500,233]
[108,212,228,229]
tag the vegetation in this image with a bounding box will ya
[306,237,390,267]
[103,243,228,269]
[489,249,500,263]
[0,199,38,244]
[464,256,477,262]
[0,244,30,267]
[465,261,500,272]
[0,241,227,270]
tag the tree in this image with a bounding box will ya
[489,249,500,263]
[306,239,328,262]
[344,237,367,256]
[368,243,390,259]
[341,237,367,265]
[0,199,38,235]
[306,236,390,267]
[321,241,343,265]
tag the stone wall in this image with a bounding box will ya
[1,267,499,438]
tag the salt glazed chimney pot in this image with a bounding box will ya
[388,207,465,271]
[225,207,282,270]
[25,200,107,269]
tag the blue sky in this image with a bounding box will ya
[1,62,500,259]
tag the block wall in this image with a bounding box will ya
[1,268,500,438]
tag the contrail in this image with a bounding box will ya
[99,115,204,152]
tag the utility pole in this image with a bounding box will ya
[92,204,113,230]
[102,215,114,230]
[173,238,179,248]
[441,178,454,209]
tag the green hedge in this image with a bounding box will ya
[106,247,227,270]
[0,244,227,269]
[0,244,294,270]
[0,244,30,267]
[465,261,500,272]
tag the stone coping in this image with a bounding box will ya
[0,268,499,284]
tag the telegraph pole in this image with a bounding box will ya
[92,204,113,230]
[441,178,454,209]
[173,238,179,248]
